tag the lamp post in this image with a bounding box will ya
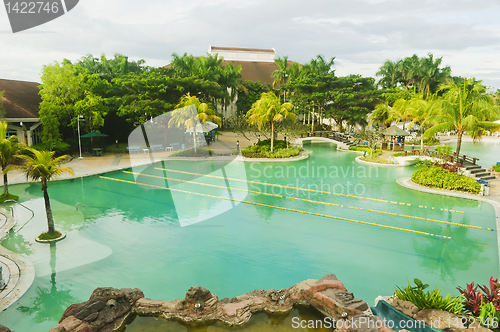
[77,115,84,159]
[236,140,240,151]
[284,133,288,148]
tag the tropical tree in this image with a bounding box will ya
[368,101,392,129]
[424,78,500,161]
[16,149,73,236]
[0,122,23,199]
[247,92,296,152]
[168,93,221,154]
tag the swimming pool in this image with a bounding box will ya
[0,143,497,331]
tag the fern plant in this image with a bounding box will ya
[395,279,465,315]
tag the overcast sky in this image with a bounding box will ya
[1,0,500,90]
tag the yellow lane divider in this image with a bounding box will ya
[99,175,452,240]
[123,171,282,198]
[127,171,482,231]
[154,167,465,214]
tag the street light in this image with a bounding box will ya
[77,115,84,159]
[236,140,240,151]
[284,133,288,148]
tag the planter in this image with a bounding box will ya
[35,231,66,243]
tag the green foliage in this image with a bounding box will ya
[241,139,300,158]
[361,156,391,164]
[478,302,500,329]
[236,80,268,115]
[38,230,62,241]
[493,164,500,172]
[406,137,440,145]
[435,146,453,157]
[412,166,481,193]
[348,146,382,154]
[0,193,19,202]
[376,54,451,98]
[395,279,465,315]
[247,92,296,152]
[104,143,129,154]
[170,148,213,157]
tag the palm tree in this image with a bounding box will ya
[368,102,392,129]
[0,122,22,198]
[246,92,296,152]
[424,78,500,162]
[16,148,73,235]
[169,93,221,154]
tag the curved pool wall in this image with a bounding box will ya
[0,143,498,332]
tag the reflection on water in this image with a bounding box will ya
[123,305,334,332]
[17,243,78,323]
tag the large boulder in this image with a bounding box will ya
[50,288,144,332]
[0,325,12,332]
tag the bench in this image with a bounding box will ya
[127,146,140,154]
[150,144,163,152]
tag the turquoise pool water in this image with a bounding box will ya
[445,139,500,168]
[0,143,497,331]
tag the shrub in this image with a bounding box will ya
[395,279,465,315]
[240,139,301,158]
[0,193,19,203]
[38,230,62,241]
[406,137,440,145]
[412,166,480,193]
[105,143,129,154]
[458,277,500,316]
[361,156,392,164]
[493,164,500,172]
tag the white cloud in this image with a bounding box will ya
[1,0,500,89]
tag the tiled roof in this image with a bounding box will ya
[0,78,41,119]
[223,60,295,86]
[211,46,275,54]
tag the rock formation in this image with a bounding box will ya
[51,274,392,332]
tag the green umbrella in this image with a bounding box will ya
[80,131,108,138]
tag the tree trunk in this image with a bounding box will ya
[2,165,7,195]
[455,130,463,163]
[42,181,55,235]
[271,121,274,152]
[420,137,424,151]
[193,129,197,155]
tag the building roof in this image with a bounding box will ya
[210,46,275,54]
[382,125,411,136]
[0,78,41,120]
[223,60,279,86]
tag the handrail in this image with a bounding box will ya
[76,202,87,210]
[4,200,35,233]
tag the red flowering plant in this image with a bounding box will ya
[458,277,500,316]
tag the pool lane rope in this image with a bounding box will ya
[99,175,452,240]
[126,171,483,231]
[154,167,465,215]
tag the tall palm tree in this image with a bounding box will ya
[376,60,401,89]
[169,93,221,154]
[16,148,73,235]
[424,78,500,162]
[368,101,392,129]
[247,92,296,152]
[0,121,22,197]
